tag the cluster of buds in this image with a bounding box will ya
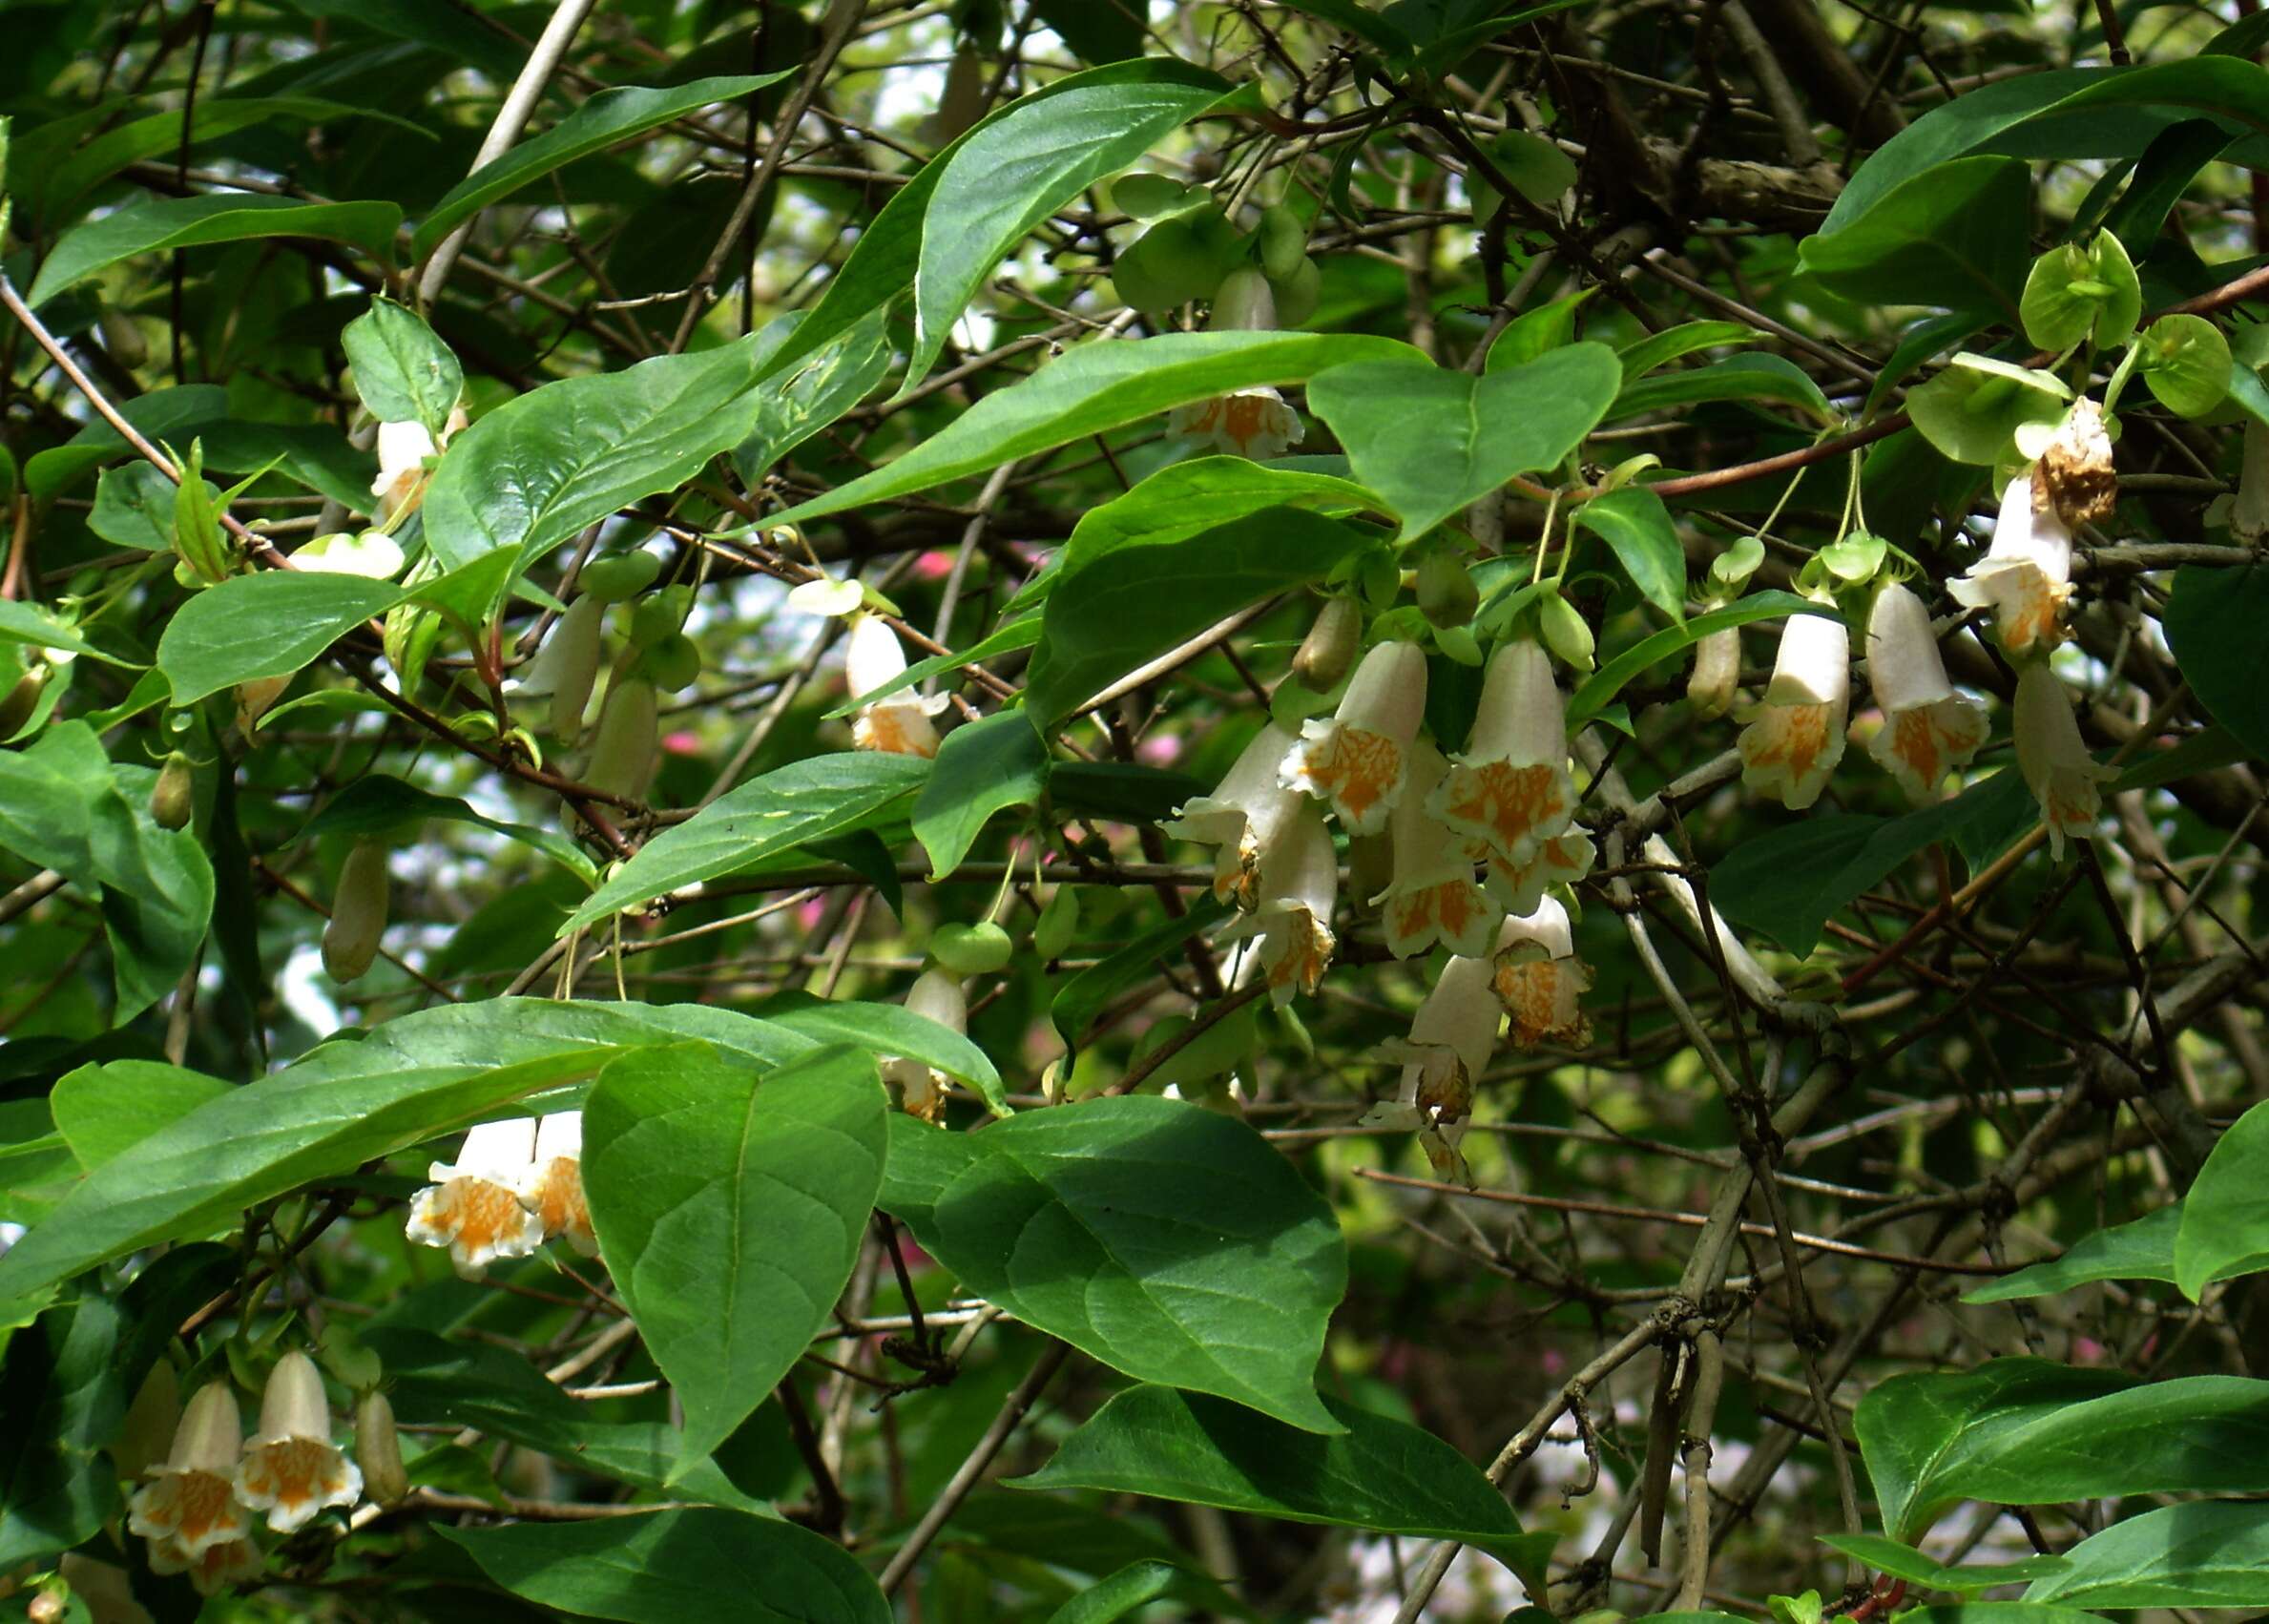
[126,1355,366,1595]
[405,1113,594,1277]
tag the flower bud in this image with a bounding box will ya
[584,678,659,801]
[235,674,289,735]
[929,920,1013,976]
[1538,592,1594,671]
[546,596,607,739]
[1686,627,1740,719]
[1259,204,1307,281]
[629,587,691,648]
[1031,886,1080,961]
[1416,552,1479,629]
[353,1389,407,1509]
[1210,266,1278,334]
[926,41,989,146]
[578,551,661,604]
[149,752,195,830]
[1271,255,1322,328]
[323,840,390,984]
[1293,597,1362,692]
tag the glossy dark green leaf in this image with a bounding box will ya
[558,752,930,934]
[733,307,894,486]
[1567,591,1813,726]
[1610,352,1836,426]
[1043,1560,1182,1624]
[1856,1357,2269,1540]
[2161,564,2269,759]
[1050,898,1232,1048]
[0,1000,811,1302]
[28,195,403,307]
[759,993,1005,1114]
[422,336,774,583]
[1962,1204,2179,1303]
[445,1509,889,1624]
[0,601,135,667]
[48,1060,232,1173]
[31,96,428,214]
[298,773,594,880]
[342,297,463,435]
[1800,156,2030,318]
[2023,1501,2269,1608]
[822,616,1042,719]
[1617,320,1759,379]
[1307,344,1621,540]
[1571,485,1686,619]
[882,1094,1346,1432]
[2175,1097,2269,1298]
[410,75,789,260]
[89,462,189,552]
[24,385,227,504]
[585,1044,886,1472]
[1013,1385,1546,1582]
[1487,289,1592,371]
[1819,1533,2070,1595]
[766,332,1423,528]
[156,570,401,705]
[913,711,1051,879]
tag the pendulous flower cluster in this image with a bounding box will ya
[405,1112,594,1277]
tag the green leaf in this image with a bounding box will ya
[297,772,595,883]
[1714,767,2030,957]
[1798,156,2030,319]
[1961,1204,2179,1303]
[881,1094,1346,1432]
[2022,1501,2269,1608]
[1570,486,1686,620]
[24,385,226,504]
[422,335,774,583]
[2162,565,2269,758]
[760,993,1007,1116]
[48,1060,233,1173]
[31,96,430,214]
[2138,313,2233,417]
[89,462,187,552]
[27,195,402,308]
[2019,232,2141,352]
[1051,898,1232,1049]
[0,600,136,667]
[1012,1385,1547,1584]
[1905,354,2071,467]
[909,63,1235,384]
[342,297,463,436]
[1617,320,1759,380]
[732,307,894,486]
[156,570,402,706]
[1610,352,1836,426]
[1306,344,1621,541]
[765,332,1424,528]
[1887,1608,2113,1624]
[584,1044,886,1473]
[1487,289,1592,372]
[1855,1357,2269,1541]
[913,711,1051,879]
[445,1509,889,1624]
[763,60,1234,386]
[410,75,790,260]
[1025,506,1372,729]
[0,999,812,1302]
[1818,1533,2070,1595]
[1043,1560,1182,1624]
[1567,591,1813,726]
[558,752,929,935]
[2175,1097,2269,1298]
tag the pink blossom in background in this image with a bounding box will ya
[797,897,827,932]
[2071,1337,2105,1364]
[1540,1346,1567,1378]
[914,550,955,580]
[661,730,701,755]
[1136,733,1184,766]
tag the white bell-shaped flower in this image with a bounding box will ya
[128,1381,250,1563]
[1225,802,1338,1004]
[1864,583,1988,802]
[1469,829,1595,918]
[1738,610,1849,811]
[1163,723,1305,910]
[2013,663,2113,858]
[845,614,947,759]
[1281,640,1428,834]
[519,1111,595,1257]
[406,1116,546,1278]
[2234,419,2269,544]
[367,406,465,522]
[1492,898,1594,1048]
[1165,268,1304,460]
[1359,952,1501,1183]
[233,1352,362,1534]
[1374,740,1502,959]
[1950,476,2072,657]
[880,969,968,1123]
[147,1531,263,1597]
[1429,637,1576,863]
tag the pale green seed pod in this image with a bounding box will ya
[149,752,195,830]
[1031,886,1080,961]
[1293,596,1362,692]
[584,678,659,802]
[642,631,702,692]
[323,839,390,984]
[355,1388,408,1508]
[548,595,607,740]
[929,921,1013,976]
[578,551,662,604]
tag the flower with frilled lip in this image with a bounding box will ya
[1470,829,1594,919]
[128,1381,250,1564]
[1282,640,1428,834]
[1951,476,2072,657]
[881,968,967,1123]
[1864,583,1988,802]
[1492,898,1593,1048]
[1430,638,1576,864]
[1226,803,1338,1004]
[1359,952,1501,1184]
[1167,390,1304,460]
[1374,740,1502,960]
[2014,663,2113,858]
[1163,722,1304,910]
[1738,610,1849,811]
[148,1532,263,1597]
[406,1116,547,1278]
[519,1112,595,1257]
[846,614,948,759]
[233,1352,362,1534]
